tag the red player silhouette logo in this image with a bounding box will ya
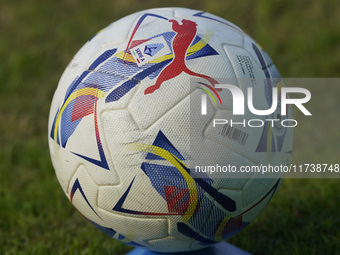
[144,19,221,95]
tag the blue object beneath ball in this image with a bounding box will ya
[126,242,251,255]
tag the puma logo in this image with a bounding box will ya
[144,19,221,95]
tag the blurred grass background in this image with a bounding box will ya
[0,0,339,254]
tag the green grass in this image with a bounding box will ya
[0,0,339,254]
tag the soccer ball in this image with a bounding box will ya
[48,7,293,253]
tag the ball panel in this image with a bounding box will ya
[98,174,168,216]
[94,208,169,247]
[243,177,278,207]
[148,236,200,253]
[67,165,101,221]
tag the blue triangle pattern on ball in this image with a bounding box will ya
[145,130,185,160]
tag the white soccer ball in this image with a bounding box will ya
[48,7,293,253]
